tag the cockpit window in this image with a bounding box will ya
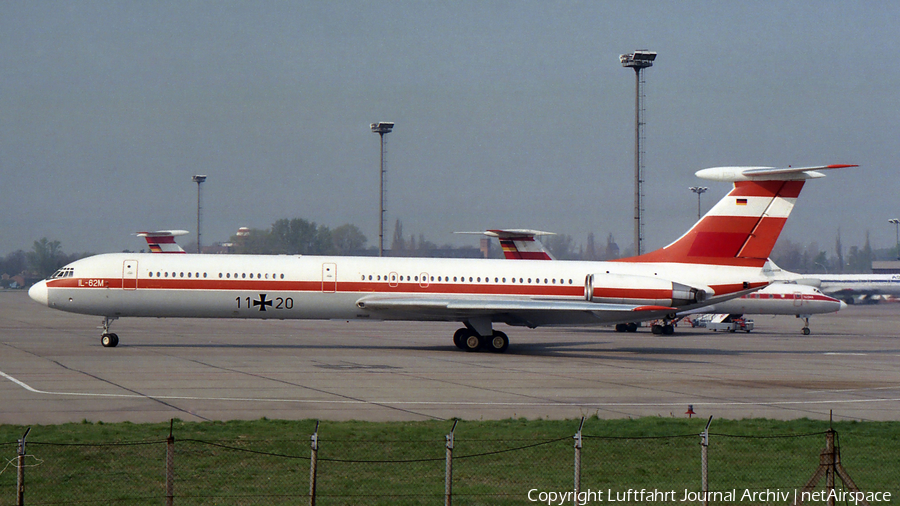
[51,267,74,279]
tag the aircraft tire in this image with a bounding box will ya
[463,332,482,352]
[453,328,468,349]
[663,324,674,335]
[101,333,119,348]
[615,324,627,332]
[626,322,638,332]
[802,327,811,335]
[487,331,509,353]
[651,324,663,335]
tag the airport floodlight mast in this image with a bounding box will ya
[620,50,656,256]
[192,175,207,253]
[889,218,900,260]
[689,186,708,219]
[371,122,394,256]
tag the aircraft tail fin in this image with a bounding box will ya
[620,165,855,267]
[455,229,556,260]
[136,230,189,253]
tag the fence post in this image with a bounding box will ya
[310,421,319,506]
[166,419,175,506]
[573,417,584,506]
[700,416,712,506]
[825,429,836,506]
[16,427,30,506]
[445,420,458,506]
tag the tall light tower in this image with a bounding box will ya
[192,175,207,253]
[620,50,656,255]
[371,122,394,256]
[889,218,900,260]
[689,186,708,220]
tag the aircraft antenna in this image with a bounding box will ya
[620,50,656,255]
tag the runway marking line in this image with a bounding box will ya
[3,370,900,408]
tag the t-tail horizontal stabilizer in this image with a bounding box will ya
[456,229,556,260]
[136,230,189,253]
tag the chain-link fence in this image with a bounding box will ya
[2,421,897,505]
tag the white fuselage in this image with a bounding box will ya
[30,252,766,327]
[689,282,844,316]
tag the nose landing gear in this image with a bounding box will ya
[99,317,119,347]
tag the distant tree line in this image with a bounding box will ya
[0,238,93,279]
[230,219,369,255]
[3,222,892,282]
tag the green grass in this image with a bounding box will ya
[1,417,898,505]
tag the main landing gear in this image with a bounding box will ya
[649,314,679,335]
[452,328,509,353]
[99,316,119,348]
[650,322,676,335]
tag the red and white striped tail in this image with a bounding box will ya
[620,164,855,267]
[492,230,555,260]
[136,230,188,254]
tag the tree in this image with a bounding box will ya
[332,224,367,255]
[604,233,620,260]
[812,251,829,273]
[390,219,405,254]
[27,238,66,277]
[835,230,844,274]
[545,234,576,260]
[232,228,271,254]
[0,250,28,276]
[846,231,873,273]
[585,233,597,261]
[270,218,333,255]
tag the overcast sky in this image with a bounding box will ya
[2,1,898,257]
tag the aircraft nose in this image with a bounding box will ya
[28,280,49,306]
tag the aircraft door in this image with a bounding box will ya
[793,292,803,307]
[123,260,138,290]
[322,263,337,292]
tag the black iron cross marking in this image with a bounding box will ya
[253,294,273,311]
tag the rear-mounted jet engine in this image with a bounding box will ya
[584,272,710,307]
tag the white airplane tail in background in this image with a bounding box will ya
[136,230,188,253]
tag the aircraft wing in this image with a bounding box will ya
[356,294,677,327]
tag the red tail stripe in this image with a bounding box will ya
[730,180,804,198]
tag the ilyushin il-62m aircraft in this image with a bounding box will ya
[28,164,853,352]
